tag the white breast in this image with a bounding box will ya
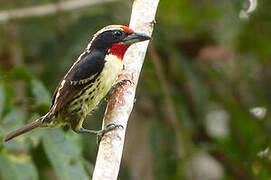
[84,54,123,114]
[102,54,123,89]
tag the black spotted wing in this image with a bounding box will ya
[49,50,106,115]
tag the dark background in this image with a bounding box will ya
[0,0,271,179]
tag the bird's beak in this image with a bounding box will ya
[122,32,151,44]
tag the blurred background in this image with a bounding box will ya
[0,0,271,179]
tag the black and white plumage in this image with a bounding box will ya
[5,25,151,142]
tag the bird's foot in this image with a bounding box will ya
[97,123,123,143]
[76,123,123,144]
[113,79,133,89]
[105,79,133,101]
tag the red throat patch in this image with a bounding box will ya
[109,43,130,60]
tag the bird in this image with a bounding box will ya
[4,25,151,142]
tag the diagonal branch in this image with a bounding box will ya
[0,0,116,22]
[92,0,160,179]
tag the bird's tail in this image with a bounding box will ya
[4,117,43,142]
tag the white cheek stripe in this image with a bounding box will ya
[86,26,125,50]
[66,25,126,80]
[52,25,127,113]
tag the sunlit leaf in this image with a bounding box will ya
[0,108,25,138]
[0,153,38,180]
[1,108,32,151]
[25,114,45,147]
[42,129,89,180]
[31,79,51,106]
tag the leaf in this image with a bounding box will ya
[0,153,38,180]
[0,109,37,180]
[26,114,46,147]
[0,108,25,138]
[42,129,89,180]
[5,66,32,82]
[0,108,31,151]
[31,79,51,106]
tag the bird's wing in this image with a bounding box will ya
[49,50,105,115]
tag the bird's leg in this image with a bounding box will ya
[76,123,123,143]
[105,79,132,101]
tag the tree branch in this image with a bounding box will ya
[0,0,116,22]
[92,0,160,179]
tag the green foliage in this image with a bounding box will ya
[31,79,51,106]
[0,67,89,179]
[42,130,89,180]
[0,153,38,180]
[1,0,271,179]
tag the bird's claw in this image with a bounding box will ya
[116,79,133,86]
[105,79,133,102]
[97,123,124,144]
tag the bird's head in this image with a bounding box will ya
[88,25,151,60]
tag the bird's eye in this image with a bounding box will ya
[113,31,123,39]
